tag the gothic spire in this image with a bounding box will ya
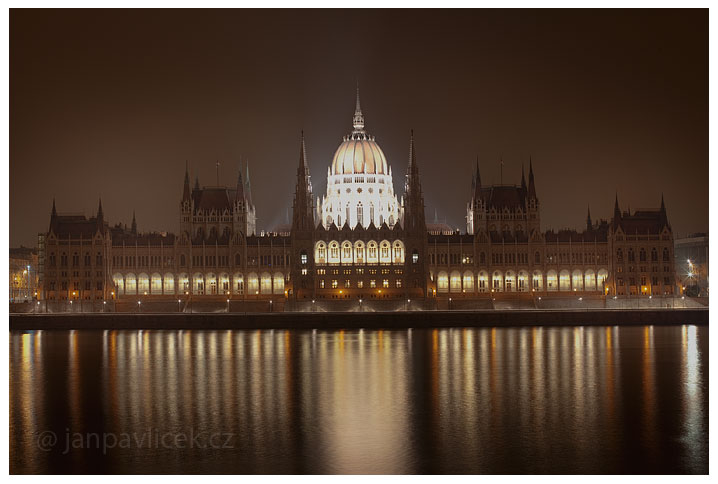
[407,129,419,176]
[292,131,314,231]
[521,163,527,191]
[299,130,309,175]
[527,157,537,199]
[244,160,253,205]
[97,198,104,224]
[473,157,482,201]
[234,165,244,201]
[49,198,58,231]
[352,82,365,133]
[131,210,137,235]
[182,161,191,201]
[586,204,592,231]
[194,175,200,191]
[613,192,622,228]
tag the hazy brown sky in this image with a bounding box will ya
[10,9,707,247]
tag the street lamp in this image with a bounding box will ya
[178,299,182,312]
[137,300,141,312]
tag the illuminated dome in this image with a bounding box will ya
[331,135,388,175]
[318,87,402,230]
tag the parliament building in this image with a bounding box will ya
[37,90,678,309]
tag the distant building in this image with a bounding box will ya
[36,88,679,304]
[674,233,708,296]
[9,246,38,301]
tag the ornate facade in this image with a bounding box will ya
[37,89,678,306]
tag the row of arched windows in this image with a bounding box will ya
[434,269,610,293]
[111,272,285,296]
[315,240,405,265]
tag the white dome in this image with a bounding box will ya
[330,135,388,176]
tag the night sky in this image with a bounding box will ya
[10,9,707,247]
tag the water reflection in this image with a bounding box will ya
[9,325,708,474]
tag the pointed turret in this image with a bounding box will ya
[49,198,58,232]
[292,131,314,232]
[194,176,200,191]
[96,198,104,227]
[520,163,527,192]
[244,160,253,205]
[352,82,365,133]
[659,193,668,227]
[403,130,425,234]
[527,157,537,200]
[131,211,137,235]
[586,205,592,231]
[613,193,622,228]
[234,168,244,201]
[182,161,191,201]
[474,157,482,200]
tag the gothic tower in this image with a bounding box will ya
[526,158,541,234]
[402,130,429,297]
[290,132,316,299]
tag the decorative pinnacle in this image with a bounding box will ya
[352,82,365,133]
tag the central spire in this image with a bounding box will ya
[352,82,365,133]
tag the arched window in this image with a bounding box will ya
[300,250,308,265]
[151,273,162,294]
[572,270,583,291]
[437,271,449,293]
[392,240,405,264]
[477,271,488,292]
[546,270,558,291]
[328,241,340,264]
[492,271,503,292]
[480,252,486,264]
[639,248,647,262]
[163,273,175,294]
[662,248,670,262]
[125,273,137,295]
[559,270,571,291]
[235,253,241,265]
[180,254,186,267]
[367,241,379,264]
[534,251,541,264]
[532,270,543,290]
[357,202,363,227]
[628,248,635,262]
[354,241,365,264]
[341,242,353,264]
[651,248,658,262]
[260,272,272,294]
[412,249,419,264]
[450,271,461,292]
[463,271,474,291]
[112,273,124,295]
[617,249,623,263]
[315,241,327,265]
[379,240,391,264]
[273,272,284,294]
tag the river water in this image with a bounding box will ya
[9,325,708,474]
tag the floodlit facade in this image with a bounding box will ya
[37,89,679,307]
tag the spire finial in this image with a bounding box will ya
[352,82,365,133]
